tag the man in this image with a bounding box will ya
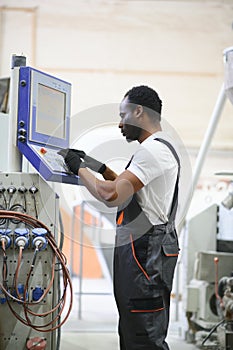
[59,85,180,350]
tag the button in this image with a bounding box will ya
[18,135,26,143]
[18,128,26,136]
[40,147,47,155]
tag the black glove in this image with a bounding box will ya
[57,149,85,174]
[69,149,106,174]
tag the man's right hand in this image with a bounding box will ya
[70,149,107,174]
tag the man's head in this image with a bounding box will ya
[124,85,162,122]
[119,85,162,143]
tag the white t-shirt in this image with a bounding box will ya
[127,131,178,225]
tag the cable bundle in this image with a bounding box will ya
[0,210,73,332]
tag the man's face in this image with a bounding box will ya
[119,97,142,143]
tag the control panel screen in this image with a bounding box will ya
[27,68,71,148]
[36,84,66,139]
[17,66,79,184]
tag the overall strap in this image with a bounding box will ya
[125,156,133,170]
[154,138,180,224]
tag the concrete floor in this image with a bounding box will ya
[59,277,198,350]
[60,332,197,350]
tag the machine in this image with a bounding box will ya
[183,46,233,350]
[0,56,75,349]
[184,193,233,350]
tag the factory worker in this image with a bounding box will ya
[59,85,180,350]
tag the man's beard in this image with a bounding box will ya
[125,124,142,143]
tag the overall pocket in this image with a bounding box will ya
[130,233,151,281]
[161,238,179,291]
[129,295,164,313]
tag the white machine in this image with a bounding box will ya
[0,56,73,350]
[183,47,233,350]
[184,203,233,349]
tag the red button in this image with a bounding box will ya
[40,147,47,155]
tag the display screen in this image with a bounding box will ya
[36,84,66,139]
[26,67,71,148]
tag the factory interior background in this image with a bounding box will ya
[0,0,233,349]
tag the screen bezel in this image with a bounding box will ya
[29,69,71,148]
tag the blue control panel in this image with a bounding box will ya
[17,66,80,184]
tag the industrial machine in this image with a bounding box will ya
[183,179,233,349]
[0,56,75,349]
[183,46,233,350]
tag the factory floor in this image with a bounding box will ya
[59,277,197,350]
[60,332,197,350]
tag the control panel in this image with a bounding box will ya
[17,66,80,184]
[31,145,71,173]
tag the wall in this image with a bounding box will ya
[0,0,233,151]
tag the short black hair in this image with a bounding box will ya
[124,85,162,122]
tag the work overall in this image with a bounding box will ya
[114,138,180,350]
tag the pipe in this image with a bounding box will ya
[192,84,226,191]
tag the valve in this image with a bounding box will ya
[14,228,29,237]
[0,235,11,249]
[32,236,47,251]
[12,284,28,302]
[32,286,44,301]
[32,228,47,236]
[0,289,6,304]
[14,228,29,248]
[15,236,29,248]
[32,228,47,250]
[0,228,11,235]
[16,283,28,301]
[0,228,12,249]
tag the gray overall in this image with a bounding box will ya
[114,138,180,350]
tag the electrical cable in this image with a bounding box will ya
[57,210,65,350]
[1,191,7,209]
[58,210,64,251]
[9,203,26,224]
[0,205,6,225]
[10,203,25,211]
[13,245,24,300]
[56,266,61,350]
[1,240,70,331]
[32,193,38,219]
[7,193,13,210]
[23,191,27,213]
[0,239,8,288]
[201,319,225,346]
[0,192,7,225]
[0,209,73,332]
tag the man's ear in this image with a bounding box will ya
[135,105,143,118]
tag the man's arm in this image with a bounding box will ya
[102,166,118,181]
[57,148,143,206]
[78,167,143,207]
